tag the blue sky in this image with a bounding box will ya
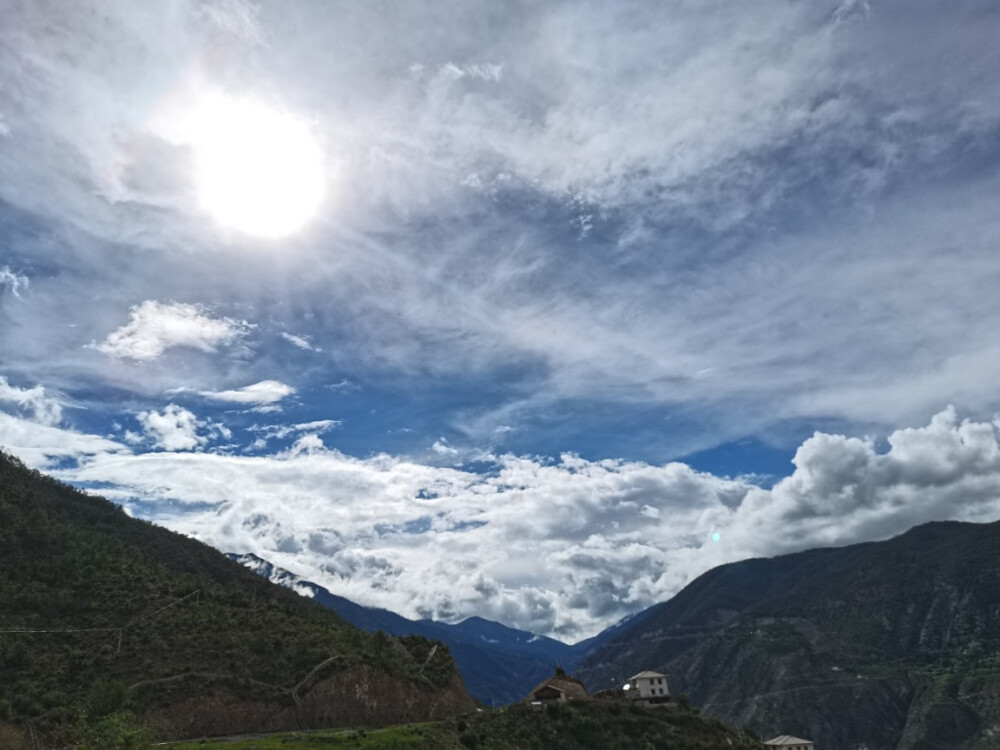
[2,0,1000,640]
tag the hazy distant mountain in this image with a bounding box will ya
[228,551,640,705]
[576,520,1000,750]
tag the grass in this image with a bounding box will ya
[169,702,764,750]
[170,723,458,749]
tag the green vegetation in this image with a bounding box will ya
[171,702,763,750]
[577,520,1000,749]
[74,711,158,750]
[0,451,462,742]
[0,452,765,748]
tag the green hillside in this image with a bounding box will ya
[169,700,764,750]
[578,520,1000,750]
[0,451,474,744]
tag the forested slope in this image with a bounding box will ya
[0,451,474,743]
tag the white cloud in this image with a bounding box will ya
[431,438,459,456]
[136,403,228,452]
[326,380,360,393]
[0,412,128,467]
[284,433,328,456]
[280,332,320,352]
[250,419,340,441]
[0,376,63,426]
[246,419,341,450]
[199,380,295,406]
[21,407,999,641]
[728,406,1000,549]
[0,267,28,298]
[93,301,251,361]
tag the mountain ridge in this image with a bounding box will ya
[577,519,1000,750]
[0,450,475,742]
[228,551,644,705]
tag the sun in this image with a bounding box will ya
[188,95,326,238]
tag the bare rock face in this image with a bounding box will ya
[301,666,476,727]
[149,689,297,739]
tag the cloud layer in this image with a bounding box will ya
[2,404,997,640]
[0,0,997,461]
[1,2,999,641]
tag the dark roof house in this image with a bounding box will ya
[765,735,815,750]
[524,673,588,703]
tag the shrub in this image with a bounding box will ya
[76,711,156,750]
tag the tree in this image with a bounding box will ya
[88,679,129,718]
[77,711,156,750]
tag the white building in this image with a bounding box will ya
[626,671,671,704]
[765,735,815,750]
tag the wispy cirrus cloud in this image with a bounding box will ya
[249,419,340,441]
[0,375,63,426]
[0,412,128,467]
[1,0,997,458]
[0,267,29,299]
[280,332,320,352]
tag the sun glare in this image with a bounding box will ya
[188,95,325,238]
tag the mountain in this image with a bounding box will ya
[576,520,1000,750]
[577,543,865,692]
[0,451,474,744]
[229,552,631,706]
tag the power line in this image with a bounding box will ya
[0,589,203,655]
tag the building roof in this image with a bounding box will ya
[628,671,667,680]
[765,736,813,746]
[523,674,588,702]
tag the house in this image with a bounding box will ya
[765,735,815,750]
[524,673,588,703]
[625,670,671,705]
